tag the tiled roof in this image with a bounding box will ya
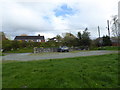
[14,36,45,40]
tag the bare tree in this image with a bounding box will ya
[111,15,119,37]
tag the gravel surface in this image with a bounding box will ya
[1,50,118,61]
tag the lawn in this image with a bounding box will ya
[2,53,119,88]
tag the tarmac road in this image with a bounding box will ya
[1,50,118,61]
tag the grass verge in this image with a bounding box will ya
[3,48,33,53]
[0,52,4,56]
[2,53,119,88]
[92,46,119,50]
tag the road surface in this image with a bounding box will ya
[1,50,118,61]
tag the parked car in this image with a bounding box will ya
[57,46,69,52]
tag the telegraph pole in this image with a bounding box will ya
[98,26,101,47]
[98,26,100,39]
[107,20,110,37]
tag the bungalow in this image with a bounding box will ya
[14,34,45,42]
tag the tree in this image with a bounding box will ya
[77,32,82,46]
[77,32,82,40]
[111,15,119,37]
[62,33,77,47]
[55,35,62,42]
[81,28,91,46]
[93,38,102,47]
[20,34,28,36]
[0,32,8,41]
[11,41,20,50]
[102,35,112,46]
[2,40,12,51]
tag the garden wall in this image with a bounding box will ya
[34,47,89,53]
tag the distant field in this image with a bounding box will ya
[2,53,119,88]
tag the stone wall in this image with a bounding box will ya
[34,47,89,53]
[34,47,57,53]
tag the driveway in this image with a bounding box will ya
[1,50,118,61]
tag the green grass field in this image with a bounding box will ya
[2,53,119,88]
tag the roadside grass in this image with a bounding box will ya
[2,53,119,88]
[3,48,33,53]
[0,52,4,56]
[0,64,1,89]
[0,57,2,89]
[92,46,119,50]
[0,52,1,56]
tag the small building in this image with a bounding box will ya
[14,34,45,42]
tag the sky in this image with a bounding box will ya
[1,0,119,40]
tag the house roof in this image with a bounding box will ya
[14,36,45,40]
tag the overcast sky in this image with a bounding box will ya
[1,0,119,40]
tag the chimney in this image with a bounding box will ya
[38,34,40,36]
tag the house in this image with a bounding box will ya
[48,37,56,41]
[14,34,45,42]
[110,37,120,46]
[94,37,120,46]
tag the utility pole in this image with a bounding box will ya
[98,26,101,47]
[107,20,110,37]
[98,26,100,39]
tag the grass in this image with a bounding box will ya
[2,53,119,88]
[92,46,119,50]
[0,60,2,89]
[0,52,5,56]
[3,48,33,53]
